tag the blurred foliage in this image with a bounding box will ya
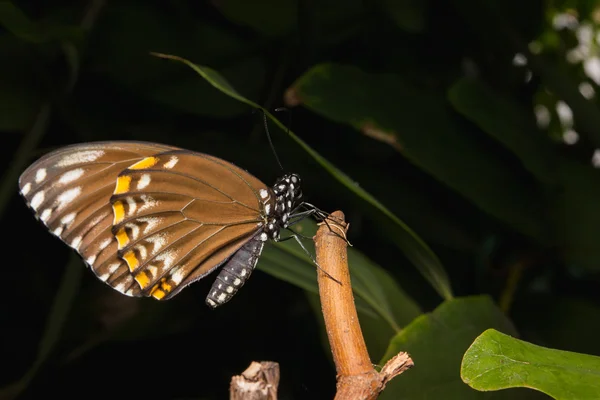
[2,0,600,399]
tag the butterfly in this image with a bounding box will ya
[19,141,309,308]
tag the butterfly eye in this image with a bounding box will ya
[19,141,307,308]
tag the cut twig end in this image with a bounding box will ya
[379,352,414,388]
[230,361,280,400]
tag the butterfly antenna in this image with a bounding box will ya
[262,110,285,172]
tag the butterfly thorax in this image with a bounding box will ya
[262,173,302,241]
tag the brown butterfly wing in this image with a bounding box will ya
[109,150,270,300]
[18,141,179,296]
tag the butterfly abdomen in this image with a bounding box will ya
[205,234,266,308]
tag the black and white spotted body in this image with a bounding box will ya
[205,173,303,308]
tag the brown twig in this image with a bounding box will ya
[315,211,414,399]
[230,361,280,400]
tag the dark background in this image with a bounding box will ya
[2,0,600,399]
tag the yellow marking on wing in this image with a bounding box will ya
[150,285,166,300]
[112,201,125,224]
[129,157,158,170]
[114,175,131,194]
[123,250,139,272]
[134,271,150,288]
[160,280,172,292]
[115,227,129,249]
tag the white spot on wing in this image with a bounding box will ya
[207,299,217,307]
[40,208,52,223]
[53,226,63,236]
[233,278,241,286]
[86,255,96,265]
[61,212,77,227]
[59,168,84,184]
[56,187,82,210]
[217,293,227,302]
[136,244,147,259]
[138,217,162,234]
[31,191,45,211]
[126,222,140,240]
[146,233,167,254]
[35,168,47,183]
[115,281,127,293]
[138,195,157,212]
[163,156,178,169]
[259,189,268,199]
[226,286,234,293]
[240,269,247,277]
[171,268,186,284]
[56,150,104,167]
[156,249,177,268]
[99,238,112,251]
[126,197,137,215]
[148,265,158,277]
[260,232,268,241]
[21,182,31,195]
[108,263,120,274]
[137,174,151,190]
[71,236,82,250]
[99,273,110,281]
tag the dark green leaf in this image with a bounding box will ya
[379,296,539,400]
[448,78,557,186]
[290,63,548,243]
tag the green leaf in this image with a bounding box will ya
[259,218,421,337]
[379,296,538,400]
[0,254,83,398]
[448,78,557,186]
[462,329,600,399]
[151,52,453,301]
[290,63,548,244]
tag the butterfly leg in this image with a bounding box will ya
[278,230,342,285]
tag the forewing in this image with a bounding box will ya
[110,150,269,300]
[19,141,179,296]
